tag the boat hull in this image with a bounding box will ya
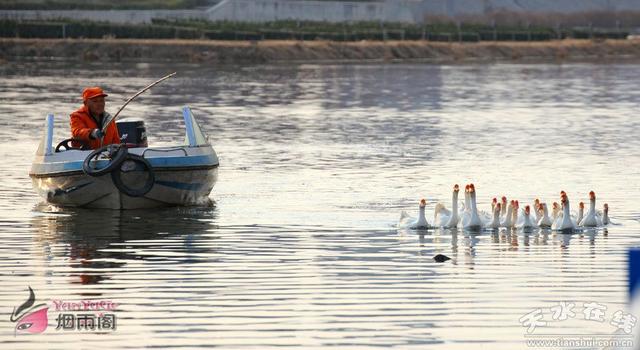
[31,166,218,209]
[30,146,219,210]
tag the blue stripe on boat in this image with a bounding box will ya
[33,154,218,175]
[155,180,203,191]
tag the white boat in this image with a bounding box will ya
[30,107,219,209]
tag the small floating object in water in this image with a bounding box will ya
[433,254,451,263]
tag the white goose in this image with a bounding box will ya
[537,203,553,228]
[434,184,460,228]
[500,196,508,217]
[518,205,537,229]
[460,185,470,221]
[576,202,585,227]
[464,185,471,211]
[551,202,561,222]
[512,200,520,227]
[398,199,431,230]
[579,191,602,227]
[459,184,471,225]
[552,193,576,232]
[500,200,515,228]
[533,198,542,222]
[485,202,501,230]
[478,196,494,224]
[462,184,484,231]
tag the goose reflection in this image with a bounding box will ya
[408,225,608,262]
[550,227,605,249]
[414,228,479,267]
[31,204,218,288]
[534,228,552,245]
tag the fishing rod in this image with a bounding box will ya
[100,72,177,145]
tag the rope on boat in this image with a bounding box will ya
[82,144,155,197]
[82,144,128,177]
[110,153,155,197]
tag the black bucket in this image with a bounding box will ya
[116,120,148,148]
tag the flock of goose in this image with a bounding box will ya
[398,184,610,232]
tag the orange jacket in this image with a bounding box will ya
[70,105,120,149]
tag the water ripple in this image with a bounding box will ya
[0,61,639,348]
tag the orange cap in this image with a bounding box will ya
[82,87,108,101]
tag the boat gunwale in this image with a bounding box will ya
[29,163,219,178]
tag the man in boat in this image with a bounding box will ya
[70,87,120,149]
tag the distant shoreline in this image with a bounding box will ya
[1,38,640,64]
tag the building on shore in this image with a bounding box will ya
[1,0,639,25]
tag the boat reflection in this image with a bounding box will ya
[31,204,218,288]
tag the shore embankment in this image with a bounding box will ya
[1,38,640,63]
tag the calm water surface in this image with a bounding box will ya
[0,60,639,349]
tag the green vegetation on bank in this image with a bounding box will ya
[0,0,211,10]
[0,19,631,41]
